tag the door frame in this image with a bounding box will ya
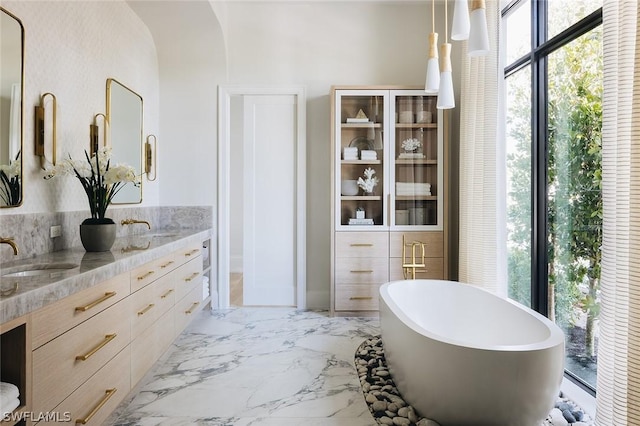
[217,86,306,309]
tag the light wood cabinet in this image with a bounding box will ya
[331,86,448,315]
[0,237,211,426]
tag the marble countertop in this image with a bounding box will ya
[0,228,213,324]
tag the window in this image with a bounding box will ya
[502,0,602,392]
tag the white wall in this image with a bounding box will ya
[0,1,160,215]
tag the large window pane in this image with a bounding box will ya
[547,26,602,389]
[506,67,532,307]
[548,0,602,40]
[504,0,530,64]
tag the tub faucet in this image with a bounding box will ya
[121,219,151,230]
[0,237,18,255]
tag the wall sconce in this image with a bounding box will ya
[34,92,56,169]
[90,113,107,156]
[145,134,157,181]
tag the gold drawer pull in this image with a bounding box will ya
[137,270,155,281]
[185,302,200,314]
[160,260,175,269]
[350,270,373,273]
[184,249,199,257]
[75,292,116,312]
[137,303,155,316]
[75,334,117,361]
[350,243,373,247]
[350,296,373,300]
[184,272,200,282]
[160,289,174,299]
[75,388,117,424]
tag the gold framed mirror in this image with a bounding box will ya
[106,78,143,204]
[0,8,24,208]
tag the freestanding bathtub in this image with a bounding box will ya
[379,280,565,426]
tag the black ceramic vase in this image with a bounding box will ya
[79,218,116,252]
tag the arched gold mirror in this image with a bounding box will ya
[0,8,24,207]
[106,78,143,204]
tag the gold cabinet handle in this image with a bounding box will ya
[137,271,155,281]
[185,302,200,314]
[350,270,373,273]
[184,249,199,257]
[160,260,175,269]
[75,388,117,424]
[75,292,116,312]
[160,289,174,299]
[350,296,373,300]
[137,303,155,316]
[75,334,117,361]
[350,243,373,247]
[184,272,200,282]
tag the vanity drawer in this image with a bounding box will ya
[176,244,202,264]
[131,308,174,387]
[335,258,389,284]
[174,285,203,337]
[173,257,202,302]
[389,231,443,258]
[335,232,389,258]
[44,346,130,426]
[32,298,131,414]
[335,284,381,311]
[130,252,176,293]
[31,272,130,349]
[389,258,444,281]
[130,278,161,340]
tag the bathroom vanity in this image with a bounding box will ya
[0,229,212,425]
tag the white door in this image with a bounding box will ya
[242,95,297,306]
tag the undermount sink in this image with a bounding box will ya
[2,263,79,278]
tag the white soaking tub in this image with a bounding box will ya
[379,279,565,426]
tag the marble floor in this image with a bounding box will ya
[108,308,380,426]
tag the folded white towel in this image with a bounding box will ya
[0,397,19,416]
[0,383,19,401]
[343,147,358,154]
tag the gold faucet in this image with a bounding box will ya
[0,237,18,255]
[121,219,151,230]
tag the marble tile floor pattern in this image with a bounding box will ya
[108,308,380,425]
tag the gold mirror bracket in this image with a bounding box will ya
[90,113,107,156]
[145,134,157,181]
[34,92,56,169]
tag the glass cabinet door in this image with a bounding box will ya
[335,90,388,228]
[390,91,442,229]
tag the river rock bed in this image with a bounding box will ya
[355,336,594,426]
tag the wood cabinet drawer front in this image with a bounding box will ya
[130,254,171,293]
[335,258,389,284]
[173,257,202,302]
[335,284,381,311]
[389,258,444,281]
[335,232,389,258]
[47,346,130,426]
[31,273,129,349]
[154,273,177,318]
[176,244,202,264]
[130,278,162,340]
[32,298,131,414]
[175,286,203,337]
[131,309,174,387]
[389,231,443,258]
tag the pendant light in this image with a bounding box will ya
[425,0,440,93]
[437,0,455,109]
[451,0,470,41]
[469,0,490,56]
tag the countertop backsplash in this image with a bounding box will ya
[0,206,213,263]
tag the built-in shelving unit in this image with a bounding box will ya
[330,86,448,316]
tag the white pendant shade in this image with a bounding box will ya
[437,43,455,110]
[426,57,440,93]
[425,32,440,93]
[451,0,470,41]
[468,6,490,56]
